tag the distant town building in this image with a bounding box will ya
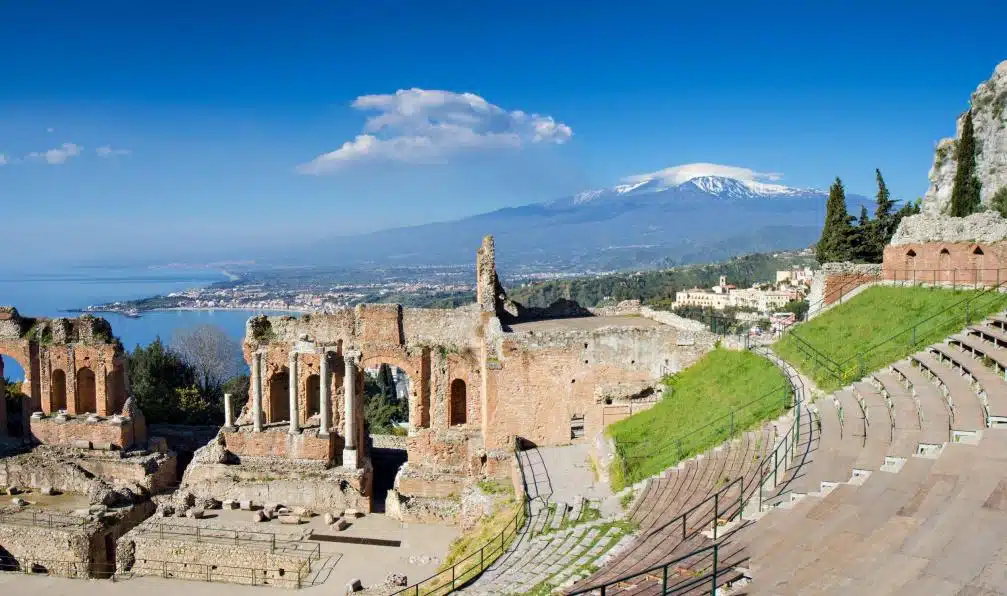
[776,267,815,286]
[673,275,792,313]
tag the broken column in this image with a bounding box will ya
[252,352,263,432]
[343,351,359,468]
[319,349,331,435]
[288,350,299,434]
[223,392,235,429]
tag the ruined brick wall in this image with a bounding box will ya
[882,242,1007,284]
[121,521,310,588]
[221,427,335,462]
[0,520,97,576]
[29,417,134,449]
[40,345,130,417]
[481,325,711,450]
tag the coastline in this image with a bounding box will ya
[73,306,319,317]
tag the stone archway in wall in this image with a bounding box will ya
[76,367,97,415]
[305,374,321,418]
[449,379,467,426]
[359,351,428,431]
[940,248,952,283]
[51,369,67,412]
[971,245,985,284]
[269,368,290,423]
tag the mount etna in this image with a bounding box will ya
[289,169,872,272]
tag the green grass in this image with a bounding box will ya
[775,286,1007,392]
[608,348,788,490]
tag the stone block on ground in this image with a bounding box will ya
[222,499,238,510]
[6,486,19,495]
[73,439,92,449]
[324,512,336,525]
[335,518,350,531]
[185,508,205,519]
[278,515,302,525]
[292,506,314,517]
[385,573,408,587]
[239,500,253,511]
[344,508,361,518]
[10,497,28,507]
[40,486,56,496]
[345,578,362,593]
[252,510,268,522]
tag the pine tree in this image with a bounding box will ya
[948,110,983,217]
[873,169,894,221]
[816,177,853,264]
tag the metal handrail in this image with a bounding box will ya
[0,510,88,529]
[787,275,1007,388]
[389,438,531,596]
[573,349,807,595]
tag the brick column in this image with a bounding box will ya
[343,351,359,468]
[319,350,331,436]
[252,352,263,432]
[288,351,300,434]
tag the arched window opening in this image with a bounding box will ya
[269,369,290,423]
[51,369,67,412]
[306,374,320,418]
[450,379,467,426]
[76,368,96,414]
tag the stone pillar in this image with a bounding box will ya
[252,352,263,432]
[288,351,300,434]
[319,350,331,436]
[223,392,234,429]
[343,351,359,468]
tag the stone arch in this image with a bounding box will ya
[269,368,290,423]
[971,245,985,283]
[904,249,917,274]
[449,379,467,426]
[306,374,321,418]
[76,367,97,414]
[50,369,67,412]
[939,247,951,282]
[360,351,427,429]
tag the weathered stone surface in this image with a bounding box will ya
[40,486,56,496]
[239,499,253,510]
[252,510,268,522]
[278,514,302,524]
[6,486,19,495]
[185,507,205,519]
[222,499,237,510]
[335,518,350,531]
[923,60,1007,215]
[891,212,1007,245]
[345,578,363,594]
[10,497,28,506]
[324,512,336,525]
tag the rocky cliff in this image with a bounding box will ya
[922,60,1007,216]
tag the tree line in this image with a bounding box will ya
[815,170,921,264]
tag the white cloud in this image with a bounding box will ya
[25,142,82,165]
[298,89,573,174]
[46,127,54,133]
[96,145,131,158]
[622,163,784,186]
[0,154,7,166]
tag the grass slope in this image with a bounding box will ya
[775,286,1007,392]
[608,348,788,489]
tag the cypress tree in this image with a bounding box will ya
[948,111,983,217]
[874,169,894,221]
[816,177,853,264]
[869,169,896,263]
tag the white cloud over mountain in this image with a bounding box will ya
[620,163,784,187]
[298,89,572,174]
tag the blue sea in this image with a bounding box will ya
[0,267,290,380]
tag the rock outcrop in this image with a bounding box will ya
[890,212,1007,245]
[923,60,1007,215]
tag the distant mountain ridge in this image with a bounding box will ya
[287,169,871,272]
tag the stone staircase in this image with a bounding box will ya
[730,313,1007,594]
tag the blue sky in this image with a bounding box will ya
[1,0,1004,269]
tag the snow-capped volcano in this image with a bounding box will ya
[565,172,818,208]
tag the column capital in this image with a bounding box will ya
[343,350,362,364]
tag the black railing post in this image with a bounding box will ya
[711,543,719,595]
[662,565,669,594]
[713,492,719,540]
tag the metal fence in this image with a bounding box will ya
[787,276,1007,388]
[569,351,808,595]
[0,510,88,529]
[389,437,531,596]
[615,381,794,487]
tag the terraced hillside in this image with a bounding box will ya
[731,311,1007,594]
[777,285,1007,391]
